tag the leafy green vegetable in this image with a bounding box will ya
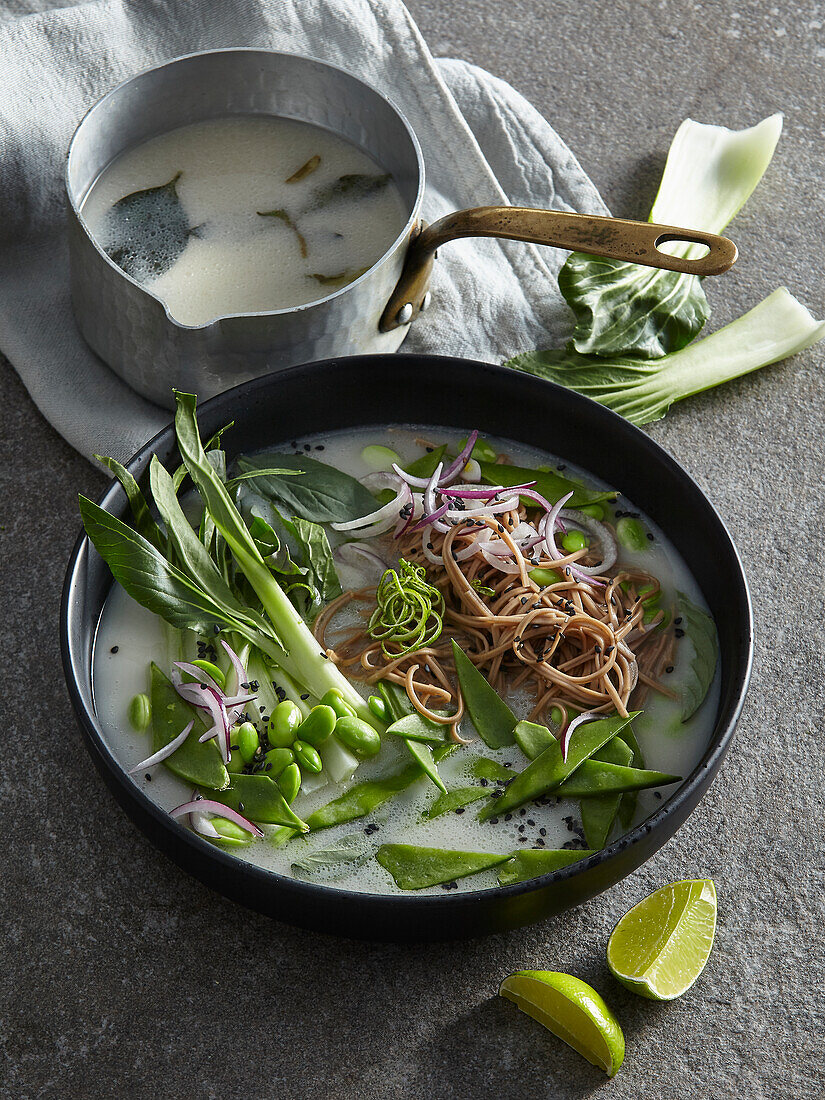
[384,712,449,744]
[558,115,782,358]
[257,208,307,257]
[378,682,447,791]
[452,640,516,748]
[305,744,454,831]
[150,664,229,790]
[497,848,596,886]
[558,254,710,360]
[235,452,377,523]
[207,773,308,831]
[478,461,615,509]
[506,289,825,426]
[514,719,555,760]
[677,591,719,720]
[311,173,391,207]
[426,786,487,818]
[402,445,447,479]
[94,454,165,551]
[376,844,511,890]
[290,834,371,879]
[579,736,634,850]
[478,713,637,820]
[103,172,191,281]
[559,762,679,800]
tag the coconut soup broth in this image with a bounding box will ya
[93,428,719,896]
[80,116,409,327]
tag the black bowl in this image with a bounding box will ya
[61,355,753,940]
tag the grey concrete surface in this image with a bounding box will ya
[3,1,824,1097]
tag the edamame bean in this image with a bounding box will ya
[128,693,152,732]
[561,529,588,553]
[264,747,294,776]
[294,704,337,747]
[277,762,302,804]
[211,817,254,846]
[237,721,260,764]
[529,567,563,587]
[549,705,565,728]
[368,695,388,721]
[578,504,605,520]
[268,700,303,747]
[334,716,382,757]
[226,748,246,774]
[361,444,401,471]
[616,517,648,552]
[293,740,323,773]
[319,689,356,720]
[190,659,226,690]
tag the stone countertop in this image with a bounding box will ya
[3,1,823,1096]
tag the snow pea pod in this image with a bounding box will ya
[497,848,597,886]
[477,713,638,820]
[151,663,229,790]
[478,460,616,510]
[618,723,645,828]
[208,774,308,831]
[579,737,633,850]
[560,761,679,800]
[378,682,446,792]
[306,744,454,831]
[376,844,512,890]
[514,720,555,760]
[402,444,447,479]
[384,711,448,744]
[452,640,516,748]
[426,757,513,817]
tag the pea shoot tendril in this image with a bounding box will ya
[367,559,445,657]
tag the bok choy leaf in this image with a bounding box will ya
[507,288,825,426]
[559,114,783,358]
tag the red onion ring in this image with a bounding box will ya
[170,798,264,839]
[439,430,479,485]
[558,711,601,762]
[129,720,194,774]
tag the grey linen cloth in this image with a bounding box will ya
[0,0,607,462]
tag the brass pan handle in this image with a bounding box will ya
[379,206,738,332]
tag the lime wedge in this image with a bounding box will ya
[499,970,625,1077]
[607,878,717,1000]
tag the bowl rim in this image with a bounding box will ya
[60,354,754,914]
[64,46,426,331]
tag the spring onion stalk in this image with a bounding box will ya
[507,288,825,426]
[173,392,378,727]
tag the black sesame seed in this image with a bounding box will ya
[666,665,674,674]
[237,802,244,812]
[110,645,119,654]
[480,778,489,787]
[674,616,683,626]
[539,827,547,837]
[489,817,499,825]
[654,791,662,800]
[300,693,309,701]
[505,813,513,822]
[455,807,465,815]
[646,532,654,541]
[675,628,685,638]
[145,773,152,781]
[536,838,546,846]
[527,819,535,827]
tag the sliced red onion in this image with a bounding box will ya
[129,720,194,774]
[220,639,248,700]
[391,462,434,489]
[539,492,598,584]
[173,661,223,692]
[444,481,536,500]
[442,495,520,520]
[559,711,601,762]
[558,508,618,575]
[440,430,479,486]
[170,798,264,839]
[360,470,404,493]
[174,680,230,762]
[189,810,222,839]
[409,501,449,532]
[479,546,525,573]
[331,481,413,537]
[420,526,488,566]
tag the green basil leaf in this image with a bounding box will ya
[375,844,511,890]
[478,460,615,509]
[292,517,342,606]
[677,591,719,720]
[558,252,709,359]
[235,452,377,523]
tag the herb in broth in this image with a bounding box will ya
[102,172,193,281]
[86,417,717,890]
[257,208,308,258]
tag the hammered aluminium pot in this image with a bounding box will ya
[66,49,738,408]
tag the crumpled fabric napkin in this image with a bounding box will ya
[0,0,606,462]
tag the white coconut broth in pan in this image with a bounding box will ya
[81,116,409,327]
[87,420,720,897]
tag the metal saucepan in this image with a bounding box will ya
[66,49,737,408]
